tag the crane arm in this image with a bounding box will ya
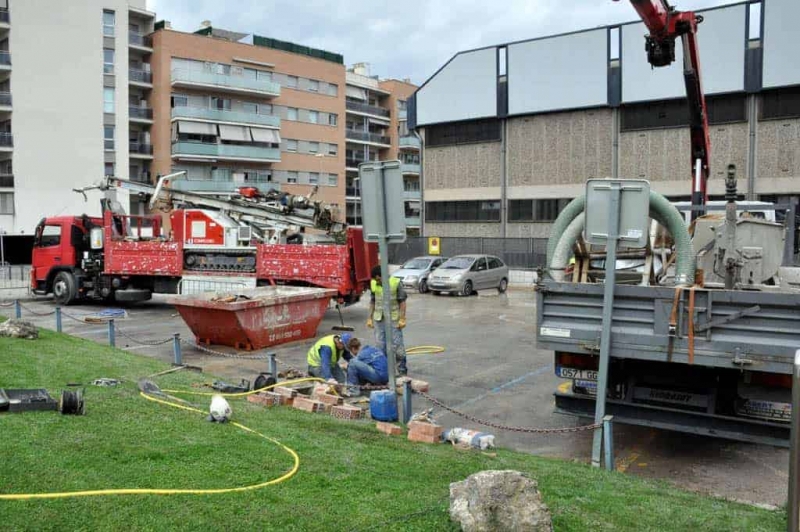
[623,0,711,220]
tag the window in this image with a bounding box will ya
[308,79,319,92]
[534,199,561,222]
[761,87,800,120]
[103,87,115,113]
[308,141,319,154]
[425,201,501,222]
[426,119,501,147]
[103,10,115,36]
[104,126,115,150]
[508,200,534,222]
[328,113,338,126]
[172,94,188,107]
[242,102,257,114]
[287,107,298,121]
[286,75,298,88]
[397,99,407,110]
[309,172,319,185]
[257,70,272,81]
[622,95,747,131]
[103,48,114,74]
[286,139,298,152]
[0,192,13,215]
[328,143,338,156]
[308,110,319,124]
[211,97,231,110]
[327,84,338,97]
[489,258,503,269]
[287,171,298,184]
[40,225,61,247]
[258,103,273,115]
[105,162,115,177]
[327,174,338,186]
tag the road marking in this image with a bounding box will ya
[453,364,553,410]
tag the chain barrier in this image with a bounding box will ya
[180,339,273,360]
[0,300,15,308]
[413,390,601,434]
[115,326,174,346]
[18,302,56,317]
[61,311,97,325]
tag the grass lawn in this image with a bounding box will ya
[0,325,787,531]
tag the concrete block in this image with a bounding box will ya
[376,422,403,436]
[292,396,325,413]
[331,404,363,420]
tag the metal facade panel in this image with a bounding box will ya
[621,4,747,103]
[763,0,800,89]
[508,29,608,115]
[416,48,497,126]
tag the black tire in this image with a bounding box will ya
[461,280,473,297]
[114,288,152,303]
[498,278,508,294]
[52,271,77,306]
[418,279,429,294]
[431,290,440,296]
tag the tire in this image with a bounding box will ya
[418,279,429,294]
[52,271,77,306]
[114,288,152,303]
[431,290,440,296]
[461,280,473,297]
[498,278,508,294]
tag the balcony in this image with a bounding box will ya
[345,158,367,170]
[129,141,154,157]
[129,69,152,87]
[171,69,281,98]
[345,129,390,146]
[0,92,10,108]
[168,179,277,194]
[399,136,420,149]
[172,141,281,163]
[0,51,10,69]
[0,132,12,149]
[129,32,152,51]
[403,189,421,200]
[346,187,361,198]
[171,106,280,128]
[398,109,407,120]
[401,162,420,175]
[346,100,390,119]
[129,106,153,122]
[0,174,12,187]
[0,9,9,25]
[404,216,421,227]
[131,173,151,184]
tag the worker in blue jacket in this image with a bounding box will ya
[344,337,388,395]
[306,333,354,384]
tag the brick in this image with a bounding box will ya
[408,421,443,440]
[331,404,363,420]
[408,430,441,444]
[317,393,344,406]
[292,396,325,413]
[376,422,403,436]
[273,386,298,399]
[247,393,280,407]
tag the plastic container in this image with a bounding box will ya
[369,390,398,422]
[443,428,496,450]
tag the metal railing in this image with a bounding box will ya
[0,265,30,291]
[0,51,10,66]
[171,68,281,96]
[0,92,11,106]
[171,106,280,128]
[345,129,391,145]
[346,100,390,118]
[345,187,361,197]
[0,133,14,147]
[129,141,153,154]
[0,174,13,187]
[0,9,9,24]
[171,141,281,162]
[388,237,548,270]
[129,106,153,120]
[399,136,420,149]
[129,32,152,48]
[345,158,366,169]
[129,69,152,84]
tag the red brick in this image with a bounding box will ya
[247,393,280,407]
[317,393,344,406]
[273,386,298,398]
[376,422,403,436]
[292,396,325,413]
[408,430,441,444]
[331,404,362,420]
[408,421,443,440]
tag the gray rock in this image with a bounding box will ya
[0,319,39,339]
[450,470,553,532]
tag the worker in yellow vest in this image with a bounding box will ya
[306,333,353,383]
[366,265,408,376]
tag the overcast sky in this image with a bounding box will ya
[147,0,736,85]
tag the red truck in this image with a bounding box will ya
[30,176,377,305]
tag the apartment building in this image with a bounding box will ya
[149,24,345,218]
[411,0,800,241]
[344,64,418,233]
[0,0,154,244]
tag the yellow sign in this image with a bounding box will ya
[427,237,440,255]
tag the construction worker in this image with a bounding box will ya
[366,265,408,376]
[306,333,353,384]
[344,337,388,395]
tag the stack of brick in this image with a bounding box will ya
[292,396,325,413]
[331,404,363,420]
[315,393,344,413]
[376,422,403,436]
[273,386,298,407]
[407,421,443,444]
[247,392,282,407]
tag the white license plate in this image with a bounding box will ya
[737,399,792,422]
[555,366,598,381]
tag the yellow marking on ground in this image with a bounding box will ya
[557,381,572,393]
[615,451,641,473]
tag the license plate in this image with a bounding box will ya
[632,386,709,409]
[737,399,792,422]
[573,380,597,396]
[555,366,598,381]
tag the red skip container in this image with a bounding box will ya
[167,286,336,351]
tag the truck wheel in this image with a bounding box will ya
[114,288,152,303]
[53,272,77,306]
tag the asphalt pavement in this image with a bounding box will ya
[1,288,789,507]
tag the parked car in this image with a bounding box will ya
[427,254,509,296]
[392,256,448,293]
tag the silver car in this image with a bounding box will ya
[427,254,509,296]
[392,256,448,293]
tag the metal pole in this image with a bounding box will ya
[55,307,62,333]
[173,333,182,366]
[14,299,20,319]
[788,349,800,532]
[268,352,277,378]
[0,230,5,269]
[592,182,621,468]
[108,319,115,347]
[784,199,797,267]
[375,167,398,399]
[402,379,412,424]
[603,415,615,471]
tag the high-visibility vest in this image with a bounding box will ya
[371,277,401,322]
[307,335,343,367]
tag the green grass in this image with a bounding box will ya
[0,326,787,531]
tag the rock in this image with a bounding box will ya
[0,319,38,339]
[449,470,552,532]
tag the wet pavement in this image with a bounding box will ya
[1,288,789,507]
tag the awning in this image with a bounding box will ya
[346,86,367,100]
[250,127,281,144]
[177,120,216,135]
[218,124,251,142]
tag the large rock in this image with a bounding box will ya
[0,319,39,339]
[450,470,553,532]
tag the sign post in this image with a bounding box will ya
[360,161,407,411]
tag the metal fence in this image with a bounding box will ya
[389,237,547,270]
[0,264,30,291]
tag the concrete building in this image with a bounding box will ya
[1,0,155,242]
[411,0,800,241]
[344,64,418,233]
[149,24,346,218]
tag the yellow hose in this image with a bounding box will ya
[406,345,446,355]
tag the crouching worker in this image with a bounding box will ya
[345,337,388,395]
[307,333,353,384]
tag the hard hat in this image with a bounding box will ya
[340,333,353,346]
[209,395,232,423]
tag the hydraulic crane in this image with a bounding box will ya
[619,0,710,220]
